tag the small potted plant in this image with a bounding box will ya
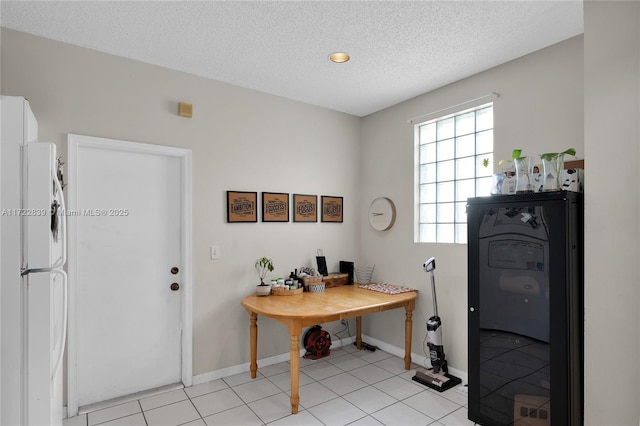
[482,158,504,195]
[540,148,576,191]
[510,149,536,193]
[255,257,274,296]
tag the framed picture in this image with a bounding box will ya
[262,192,289,222]
[227,191,257,223]
[321,196,343,223]
[293,194,317,222]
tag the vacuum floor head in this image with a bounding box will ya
[412,367,462,392]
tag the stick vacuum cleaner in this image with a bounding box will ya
[412,257,462,392]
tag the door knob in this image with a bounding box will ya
[170,282,180,291]
[171,267,179,275]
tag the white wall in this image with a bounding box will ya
[584,1,639,424]
[3,1,639,422]
[0,28,361,375]
[359,2,640,423]
[359,35,584,375]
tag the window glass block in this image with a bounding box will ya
[437,138,455,161]
[476,106,493,132]
[420,122,437,144]
[476,176,493,196]
[455,111,475,136]
[420,224,436,243]
[456,178,475,201]
[420,164,437,184]
[437,224,455,243]
[476,129,493,154]
[455,224,467,244]
[416,104,493,244]
[420,203,436,223]
[477,155,493,177]
[420,183,436,203]
[437,202,455,222]
[437,181,455,203]
[456,156,475,180]
[455,202,467,223]
[456,134,475,158]
[437,160,455,182]
[420,142,436,164]
[437,117,455,140]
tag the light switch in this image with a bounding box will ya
[210,245,220,260]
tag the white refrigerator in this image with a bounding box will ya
[1,95,67,425]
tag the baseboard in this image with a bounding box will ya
[192,334,468,386]
[192,349,299,385]
[64,333,468,418]
[192,336,356,385]
[359,334,468,385]
[64,331,469,419]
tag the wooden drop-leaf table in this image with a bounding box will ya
[240,285,417,414]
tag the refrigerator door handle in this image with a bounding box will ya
[51,168,66,269]
[51,268,67,381]
[21,169,67,276]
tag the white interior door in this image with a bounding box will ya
[67,135,192,411]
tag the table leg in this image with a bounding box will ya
[288,322,302,414]
[355,316,362,349]
[404,301,415,369]
[249,312,257,379]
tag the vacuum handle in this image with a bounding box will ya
[423,257,436,272]
[423,257,438,317]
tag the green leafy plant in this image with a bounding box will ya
[538,148,576,191]
[491,149,522,166]
[255,257,275,285]
[483,156,515,175]
[540,148,576,162]
[482,149,523,175]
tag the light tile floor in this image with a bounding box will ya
[64,345,473,426]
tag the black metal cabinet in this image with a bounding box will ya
[467,191,583,425]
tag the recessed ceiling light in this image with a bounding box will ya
[329,52,350,63]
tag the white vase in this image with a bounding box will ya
[256,284,272,296]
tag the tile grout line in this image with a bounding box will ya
[180,395,204,426]
[295,352,403,426]
[137,400,149,426]
[184,376,255,424]
[68,350,466,426]
[227,375,272,425]
[87,401,144,426]
[308,351,394,423]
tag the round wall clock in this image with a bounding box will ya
[368,197,396,231]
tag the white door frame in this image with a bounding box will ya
[65,134,193,417]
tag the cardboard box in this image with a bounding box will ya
[322,273,348,288]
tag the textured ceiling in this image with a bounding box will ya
[0,1,584,117]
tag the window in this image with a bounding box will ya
[416,103,493,243]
